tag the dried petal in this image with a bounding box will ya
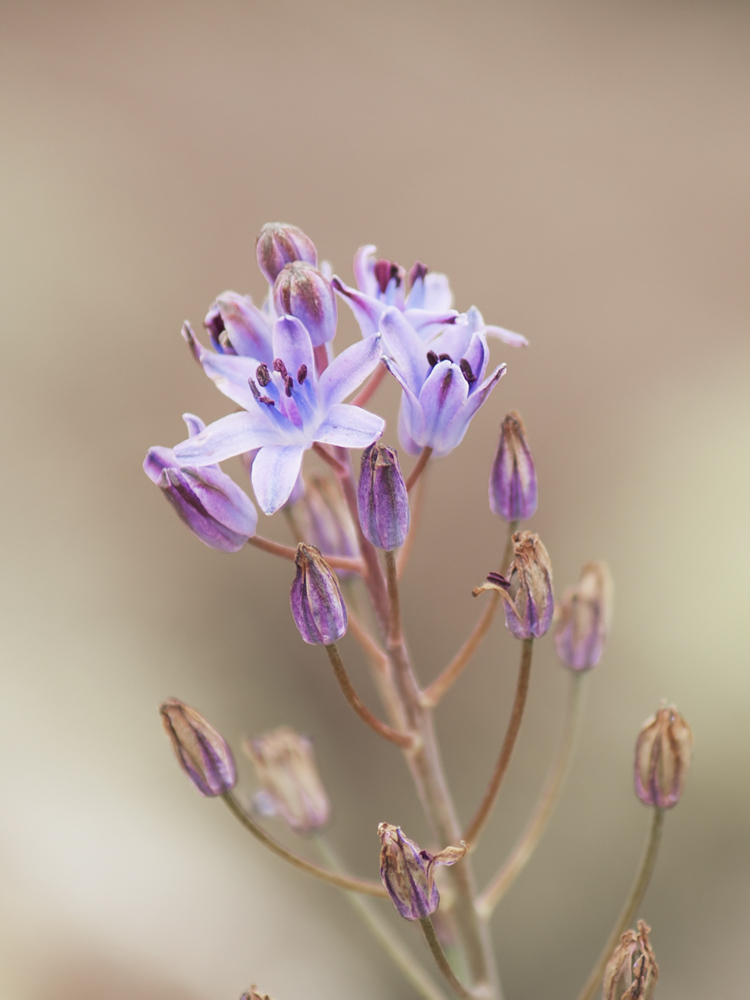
[476,532,554,639]
[635,704,692,808]
[378,823,467,921]
[159,698,236,797]
[603,922,658,1000]
[555,562,613,670]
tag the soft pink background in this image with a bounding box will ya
[1,1,749,998]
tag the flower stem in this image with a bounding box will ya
[462,638,534,848]
[575,808,666,1000]
[351,362,388,408]
[313,835,451,1000]
[221,792,388,898]
[325,643,415,749]
[477,672,587,918]
[419,917,479,1000]
[406,447,433,492]
[396,466,428,579]
[247,534,364,575]
[312,441,348,476]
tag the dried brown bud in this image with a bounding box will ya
[634,703,692,809]
[159,698,236,797]
[474,531,554,639]
[243,726,330,833]
[240,988,274,1000]
[554,562,613,670]
[602,921,658,1000]
[378,823,467,920]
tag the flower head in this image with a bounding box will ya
[144,414,257,552]
[489,411,538,522]
[634,703,692,809]
[554,562,613,670]
[173,318,384,514]
[378,823,467,920]
[159,698,236,797]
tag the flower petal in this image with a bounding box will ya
[353,245,378,296]
[181,467,258,537]
[418,361,469,453]
[332,276,384,338]
[403,308,459,337]
[423,273,453,312]
[314,403,385,448]
[197,350,262,410]
[143,446,175,483]
[174,412,283,466]
[383,357,426,451]
[208,291,274,362]
[272,315,315,379]
[318,333,383,409]
[484,325,529,348]
[182,413,206,438]
[380,307,429,394]
[251,444,307,514]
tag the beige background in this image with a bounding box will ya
[1,1,749,998]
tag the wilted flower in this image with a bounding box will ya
[273,261,338,347]
[554,562,613,670]
[256,222,318,285]
[474,531,554,639]
[144,414,257,552]
[173,318,384,514]
[489,411,538,522]
[378,823,467,921]
[203,290,274,363]
[240,989,273,1000]
[159,698,236,797]
[357,442,410,550]
[603,921,658,1000]
[290,544,348,645]
[243,726,330,833]
[634,704,692,809]
[294,474,360,576]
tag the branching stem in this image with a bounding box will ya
[248,534,363,574]
[406,447,433,492]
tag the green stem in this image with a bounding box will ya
[313,835,450,1000]
[477,671,586,918]
[575,808,665,1000]
[419,917,479,1000]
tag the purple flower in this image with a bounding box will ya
[290,544,347,645]
[160,698,237,797]
[144,414,258,553]
[203,291,274,364]
[173,318,385,514]
[357,443,410,550]
[378,823,467,921]
[489,411,538,522]
[380,306,508,457]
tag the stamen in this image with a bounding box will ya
[459,358,477,383]
[259,395,275,407]
[426,350,439,368]
[374,258,402,294]
[486,571,511,590]
[273,358,288,378]
[249,379,261,400]
[438,353,452,363]
[284,375,294,397]
[408,261,428,288]
[297,364,308,384]
[256,363,271,387]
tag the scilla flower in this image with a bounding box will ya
[173,318,384,514]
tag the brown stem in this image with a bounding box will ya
[325,643,415,749]
[397,465,427,579]
[477,671,586,918]
[384,549,402,646]
[312,441,348,476]
[221,792,387,897]
[462,638,534,847]
[575,808,665,1000]
[351,362,387,408]
[406,446,433,492]
[247,534,364,575]
[419,917,480,1000]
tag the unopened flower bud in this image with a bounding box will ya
[634,703,692,809]
[554,562,613,670]
[256,222,317,285]
[296,474,360,576]
[489,411,538,522]
[602,921,658,1000]
[273,261,337,346]
[159,698,236,797]
[474,532,554,639]
[290,544,347,645]
[357,443,410,550]
[378,823,467,921]
[243,726,330,833]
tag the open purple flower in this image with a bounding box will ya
[380,306,508,457]
[172,318,385,514]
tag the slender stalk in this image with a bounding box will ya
[351,362,387,408]
[419,917,479,1000]
[477,672,587,918]
[384,549,402,646]
[406,447,433,492]
[221,792,387,898]
[314,835,450,1000]
[396,463,427,579]
[462,638,534,848]
[325,643,415,749]
[575,808,666,1000]
[312,441,348,476]
[247,534,363,575]
[422,521,518,708]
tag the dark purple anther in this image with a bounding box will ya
[489,411,538,523]
[378,823,466,921]
[273,261,337,347]
[259,395,275,407]
[357,443,410,551]
[459,358,476,383]
[374,259,403,295]
[426,350,439,368]
[290,544,347,645]
[256,363,271,387]
[408,261,428,288]
[256,222,318,285]
[284,375,294,397]
[297,364,308,384]
[249,379,261,400]
[273,358,288,378]
[159,698,237,797]
[438,353,452,362]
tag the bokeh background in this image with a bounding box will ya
[1,1,749,997]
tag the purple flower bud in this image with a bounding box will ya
[296,474,360,575]
[243,726,330,833]
[554,562,613,671]
[634,704,692,809]
[290,544,348,645]
[378,823,467,921]
[159,698,236,797]
[489,411,538,522]
[474,532,554,639]
[144,445,258,553]
[255,222,317,285]
[357,443,410,550]
[273,262,338,346]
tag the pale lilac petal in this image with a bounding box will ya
[251,444,307,514]
[380,308,429,394]
[144,446,175,483]
[208,291,274,362]
[174,412,284,466]
[429,318,473,363]
[383,358,426,450]
[272,316,315,380]
[181,468,258,537]
[318,333,383,408]
[353,245,377,295]
[418,361,469,450]
[484,325,529,348]
[422,273,453,312]
[463,363,507,420]
[182,413,206,438]
[198,351,261,410]
[397,402,422,456]
[403,308,459,337]
[332,276,384,338]
[314,403,384,448]
[460,331,490,385]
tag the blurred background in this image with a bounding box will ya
[1,1,749,997]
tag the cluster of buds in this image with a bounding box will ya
[634,703,693,809]
[602,921,658,1000]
